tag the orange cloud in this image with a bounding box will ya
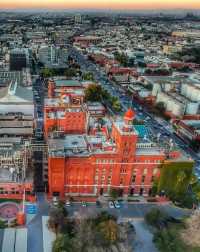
[1,0,200,9]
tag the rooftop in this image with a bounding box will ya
[54,79,82,87]
[0,81,33,103]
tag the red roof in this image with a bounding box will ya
[109,67,136,75]
[124,109,135,120]
[147,64,160,68]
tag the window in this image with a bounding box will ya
[153,168,158,175]
[123,158,128,163]
[108,176,112,185]
[142,175,145,183]
[132,175,136,183]
[120,168,127,173]
[143,168,147,175]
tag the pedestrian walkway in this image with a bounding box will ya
[42,216,56,252]
[2,228,27,252]
[131,219,158,252]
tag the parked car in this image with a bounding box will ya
[108,201,115,209]
[114,200,120,209]
[65,201,71,207]
[81,201,87,207]
[52,196,59,206]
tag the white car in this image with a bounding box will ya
[114,200,120,209]
[109,201,115,209]
[52,197,59,206]
[65,201,71,207]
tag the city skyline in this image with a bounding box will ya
[1,0,200,10]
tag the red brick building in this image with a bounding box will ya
[44,79,87,138]
[45,80,182,200]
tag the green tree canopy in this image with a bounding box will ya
[158,161,194,203]
[97,219,119,245]
[109,188,121,200]
[82,72,94,81]
[48,207,65,234]
[84,84,103,102]
[114,52,128,67]
[53,234,74,252]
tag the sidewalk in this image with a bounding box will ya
[42,216,56,252]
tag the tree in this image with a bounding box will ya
[57,201,68,217]
[114,52,128,67]
[157,161,194,205]
[181,212,200,248]
[109,188,120,200]
[112,99,121,112]
[145,208,169,229]
[94,211,117,226]
[97,219,119,245]
[48,207,65,234]
[84,84,103,102]
[176,46,200,64]
[52,233,74,252]
[82,72,94,81]
[64,68,77,78]
[41,68,55,78]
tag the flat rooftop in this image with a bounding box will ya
[0,128,33,135]
[54,79,82,87]
[182,120,200,132]
[114,120,138,136]
[136,147,165,156]
[48,134,88,153]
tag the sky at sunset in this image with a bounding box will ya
[0,0,200,10]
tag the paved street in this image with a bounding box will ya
[132,219,158,252]
[68,45,200,176]
[27,193,49,252]
[65,201,191,220]
[26,193,191,252]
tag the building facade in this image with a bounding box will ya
[45,81,182,199]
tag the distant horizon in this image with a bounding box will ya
[1,8,200,15]
[1,0,200,11]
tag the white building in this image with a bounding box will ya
[0,80,34,116]
[38,45,67,66]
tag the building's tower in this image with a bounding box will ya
[48,80,55,98]
[111,109,138,195]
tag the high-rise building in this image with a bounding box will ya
[74,14,82,24]
[9,48,29,71]
[38,45,68,66]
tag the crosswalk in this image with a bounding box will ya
[2,228,27,252]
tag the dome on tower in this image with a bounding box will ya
[124,108,135,121]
